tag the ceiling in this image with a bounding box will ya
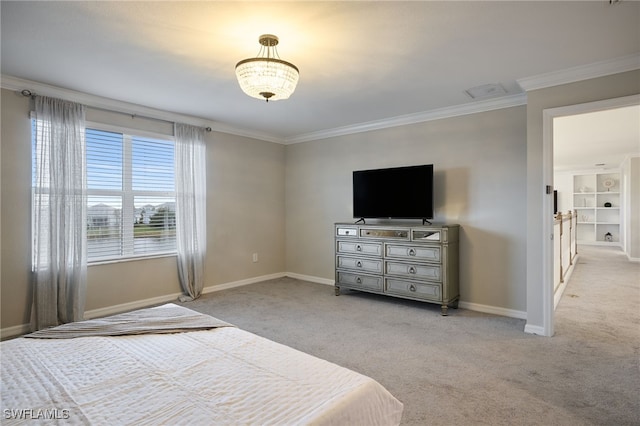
[2,1,639,162]
[554,105,640,173]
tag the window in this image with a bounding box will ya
[87,127,176,262]
[33,121,177,263]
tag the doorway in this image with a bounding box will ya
[541,94,640,336]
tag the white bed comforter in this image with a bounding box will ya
[1,305,403,425]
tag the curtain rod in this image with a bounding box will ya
[20,89,212,132]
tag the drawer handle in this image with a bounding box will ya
[408,266,416,274]
[408,248,416,256]
[356,244,362,252]
[409,284,416,292]
[356,277,362,284]
[356,261,363,268]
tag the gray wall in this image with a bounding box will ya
[2,70,637,332]
[1,89,285,329]
[285,107,528,312]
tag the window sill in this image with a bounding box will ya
[88,252,177,267]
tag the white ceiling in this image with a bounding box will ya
[2,1,639,165]
[554,105,640,173]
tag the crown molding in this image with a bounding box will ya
[1,74,528,145]
[6,51,634,147]
[284,93,527,144]
[1,75,211,127]
[200,121,284,144]
[294,54,639,144]
[517,53,640,92]
[0,74,284,143]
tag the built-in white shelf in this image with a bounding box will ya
[572,172,621,245]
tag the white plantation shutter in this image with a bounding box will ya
[130,137,176,255]
[84,127,176,261]
[86,129,123,259]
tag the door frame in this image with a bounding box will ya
[540,94,639,337]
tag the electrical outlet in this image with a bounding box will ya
[252,253,258,263]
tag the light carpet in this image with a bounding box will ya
[178,245,639,425]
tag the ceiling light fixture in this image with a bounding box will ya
[235,34,299,102]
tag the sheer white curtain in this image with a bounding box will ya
[175,123,207,301]
[32,96,87,330]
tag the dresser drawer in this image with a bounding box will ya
[337,256,384,274]
[411,229,441,242]
[337,240,383,257]
[385,278,441,301]
[385,260,441,281]
[385,243,440,262]
[336,226,358,237]
[360,228,409,240]
[337,271,383,292]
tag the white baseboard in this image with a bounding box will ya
[1,323,31,340]
[202,272,286,294]
[458,301,527,320]
[627,254,640,262]
[524,323,547,336]
[87,273,289,319]
[285,272,334,286]
[0,272,286,340]
[84,292,183,320]
[554,279,569,309]
[554,254,579,309]
[293,273,528,320]
[1,271,531,339]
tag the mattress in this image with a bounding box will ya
[1,304,403,425]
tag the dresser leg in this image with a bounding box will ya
[441,299,459,315]
[335,285,341,296]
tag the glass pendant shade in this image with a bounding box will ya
[235,35,299,102]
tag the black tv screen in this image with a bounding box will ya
[353,164,434,219]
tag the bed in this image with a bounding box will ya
[1,304,403,425]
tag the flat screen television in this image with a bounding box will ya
[353,164,434,221]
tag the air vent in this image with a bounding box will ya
[464,83,507,100]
